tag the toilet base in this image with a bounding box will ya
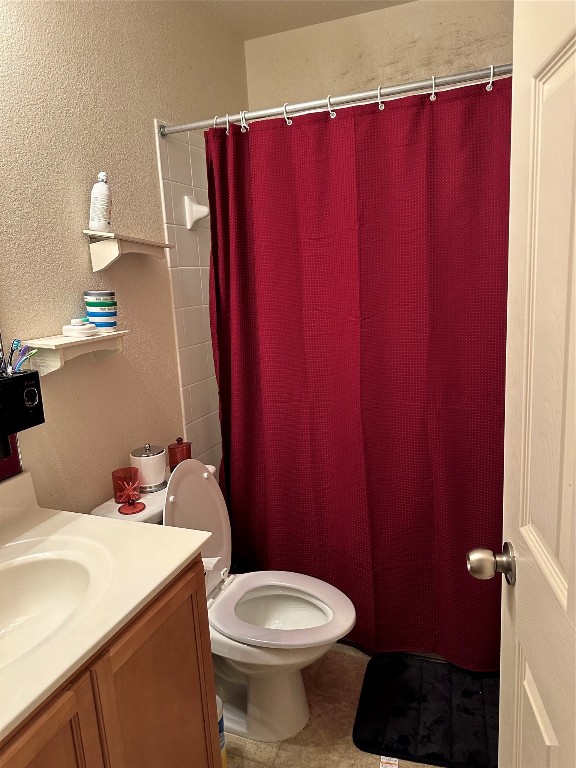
[216,664,310,742]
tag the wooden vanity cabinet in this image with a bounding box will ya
[93,562,219,768]
[0,674,103,768]
[0,557,221,768]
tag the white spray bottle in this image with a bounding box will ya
[88,171,112,232]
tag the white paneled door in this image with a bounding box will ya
[498,1,575,767]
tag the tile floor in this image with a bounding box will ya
[224,643,435,768]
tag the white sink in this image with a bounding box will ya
[0,470,210,742]
[0,537,113,670]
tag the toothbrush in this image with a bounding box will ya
[8,339,21,369]
[8,339,30,374]
[0,332,5,375]
[13,344,29,369]
[13,349,38,372]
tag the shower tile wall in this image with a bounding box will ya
[155,121,222,469]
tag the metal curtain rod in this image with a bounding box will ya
[160,63,512,137]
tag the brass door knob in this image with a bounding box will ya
[467,541,516,585]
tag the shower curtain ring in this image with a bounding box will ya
[377,85,385,111]
[486,65,494,91]
[327,95,337,118]
[213,115,218,128]
[430,76,437,102]
[283,103,293,126]
[225,114,230,136]
[240,110,249,132]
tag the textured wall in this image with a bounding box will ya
[245,0,513,109]
[0,1,247,512]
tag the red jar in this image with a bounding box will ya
[168,437,192,472]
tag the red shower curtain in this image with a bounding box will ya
[206,80,511,671]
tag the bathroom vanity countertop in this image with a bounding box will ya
[0,471,210,742]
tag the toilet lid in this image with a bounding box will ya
[164,460,231,593]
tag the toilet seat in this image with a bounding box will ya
[164,460,356,650]
[208,570,356,649]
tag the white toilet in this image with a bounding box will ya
[92,459,356,742]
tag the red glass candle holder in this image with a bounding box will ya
[112,466,146,515]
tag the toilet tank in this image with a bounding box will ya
[90,464,217,524]
[91,487,166,524]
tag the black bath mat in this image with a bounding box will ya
[352,654,499,768]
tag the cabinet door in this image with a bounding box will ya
[0,674,104,768]
[92,561,220,768]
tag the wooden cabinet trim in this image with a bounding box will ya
[0,691,77,768]
[73,675,105,768]
[188,567,221,767]
[105,566,199,672]
[90,659,123,768]
[0,673,103,768]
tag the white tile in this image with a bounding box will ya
[164,224,177,267]
[190,379,212,420]
[170,183,193,226]
[165,127,189,144]
[164,223,176,244]
[198,443,222,472]
[190,146,208,189]
[183,305,206,346]
[169,268,182,309]
[206,342,215,378]
[184,422,194,444]
[197,448,213,466]
[194,187,211,228]
[211,442,222,468]
[200,343,213,382]
[187,343,211,384]
[194,187,210,205]
[192,414,216,456]
[180,267,203,307]
[167,139,192,186]
[161,180,173,224]
[165,246,177,269]
[178,346,191,386]
[181,385,193,424]
[173,308,185,348]
[202,305,211,341]
[197,229,211,267]
[188,130,205,149]
[200,267,210,305]
[209,376,219,412]
[209,411,221,444]
[174,226,199,267]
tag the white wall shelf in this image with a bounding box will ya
[83,231,173,272]
[25,331,129,376]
